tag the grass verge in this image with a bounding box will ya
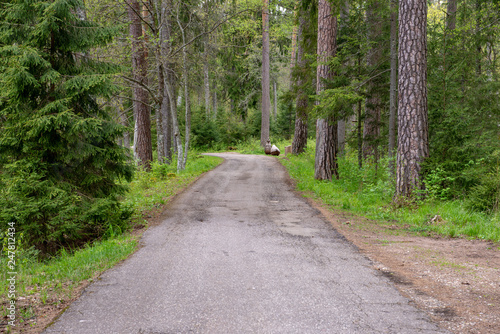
[270,141,500,243]
[0,153,223,333]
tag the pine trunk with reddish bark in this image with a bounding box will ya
[292,11,309,155]
[363,0,383,163]
[127,0,152,169]
[396,0,429,197]
[314,0,338,180]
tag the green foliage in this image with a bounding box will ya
[0,152,222,331]
[424,167,456,200]
[0,232,137,317]
[0,0,133,254]
[425,0,500,206]
[123,154,223,220]
[467,167,500,213]
[191,110,221,149]
[190,108,257,150]
[313,86,364,120]
[279,142,500,242]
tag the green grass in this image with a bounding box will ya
[276,142,500,242]
[0,234,138,330]
[0,234,137,303]
[124,153,223,223]
[0,152,223,331]
[236,137,293,155]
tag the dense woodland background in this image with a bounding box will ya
[0,0,499,254]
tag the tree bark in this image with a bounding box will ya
[337,0,349,156]
[290,25,298,69]
[446,0,457,31]
[314,0,338,180]
[177,13,191,170]
[155,0,173,164]
[156,67,165,163]
[388,0,398,175]
[273,81,278,120]
[204,40,210,115]
[292,10,309,155]
[162,74,172,163]
[475,0,482,76]
[127,0,152,170]
[396,0,429,198]
[261,0,270,146]
[213,90,218,117]
[363,0,383,163]
[119,98,130,150]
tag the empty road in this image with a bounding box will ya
[45,153,448,334]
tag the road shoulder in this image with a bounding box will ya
[306,196,500,334]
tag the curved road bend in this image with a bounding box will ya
[44,153,448,334]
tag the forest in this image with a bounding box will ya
[0,0,499,256]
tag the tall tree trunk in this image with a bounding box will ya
[157,65,165,163]
[446,0,457,31]
[292,10,309,155]
[162,75,172,163]
[475,0,482,76]
[204,40,210,115]
[388,0,398,175]
[119,98,131,150]
[127,0,152,170]
[314,0,338,180]
[337,0,349,156]
[363,0,383,163]
[163,76,183,172]
[261,0,271,146]
[396,0,429,198]
[177,14,190,170]
[290,25,298,69]
[357,99,363,169]
[273,81,278,120]
[155,0,172,164]
[213,90,217,117]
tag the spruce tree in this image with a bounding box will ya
[0,0,134,254]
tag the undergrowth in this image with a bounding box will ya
[0,152,223,331]
[234,139,500,243]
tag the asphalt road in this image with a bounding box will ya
[44,153,448,334]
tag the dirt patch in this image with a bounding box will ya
[310,198,500,334]
[1,278,92,334]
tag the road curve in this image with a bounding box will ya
[44,153,448,334]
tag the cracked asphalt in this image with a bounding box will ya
[44,153,449,334]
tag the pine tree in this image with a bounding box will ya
[396,0,429,198]
[314,0,339,180]
[0,0,134,254]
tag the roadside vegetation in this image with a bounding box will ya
[232,138,500,243]
[0,153,222,332]
[0,0,498,330]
